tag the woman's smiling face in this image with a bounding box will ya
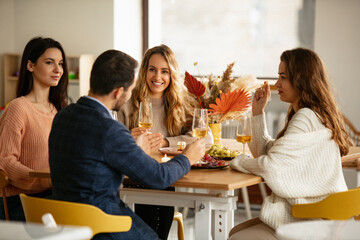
[146,53,171,99]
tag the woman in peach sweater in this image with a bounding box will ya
[0,37,68,221]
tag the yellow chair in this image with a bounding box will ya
[173,211,184,240]
[0,169,10,220]
[20,194,132,237]
[292,187,360,220]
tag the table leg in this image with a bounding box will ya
[241,187,252,219]
[209,190,235,240]
[121,188,237,240]
[259,182,268,200]
[213,209,233,240]
[195,200,212,240]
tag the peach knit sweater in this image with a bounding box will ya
[0,96,54,197]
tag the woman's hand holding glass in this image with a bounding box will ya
[134,130,163,154]
[131,127,149,139]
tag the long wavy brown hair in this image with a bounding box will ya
[128,45,195,136]
[276,48,349,156]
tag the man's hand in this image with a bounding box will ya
[182,138,206,165]
[146,133,163,152]
[135,132,151,155]
[135,131,164,154]
[131,127,148,139]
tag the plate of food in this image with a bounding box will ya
[216,157,236,161]
[158,147,182,156]
[191,163,228,169]
[191,154,228,169]
[205,144,239,160]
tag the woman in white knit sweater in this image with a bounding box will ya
[229,48,350,239]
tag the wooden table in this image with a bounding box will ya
[29,141,360,240]
[29,139,261,240]
[120,139,262,240]
[341,146,360,163]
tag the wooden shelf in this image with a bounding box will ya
[7,76,18,81]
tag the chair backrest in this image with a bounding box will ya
[0,170,10,220]
[20,194,132,236]
[343,115,360,146]
[292,187,360,220]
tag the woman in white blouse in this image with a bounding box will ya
[229,48,350,239]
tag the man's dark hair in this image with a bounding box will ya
[90,50,138,95]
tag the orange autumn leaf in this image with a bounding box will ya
[184,71,206,108]
[208,89,251,116]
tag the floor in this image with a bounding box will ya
[168,205,261,240]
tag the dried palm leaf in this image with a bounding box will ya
[184,71,206,108]
[209,89,251,122]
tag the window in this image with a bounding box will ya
[149,0,315,77]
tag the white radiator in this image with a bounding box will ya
[221,111,287,139]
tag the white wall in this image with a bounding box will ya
[0,0,115,106]
[13,0,114,56]
[314,0,360,129]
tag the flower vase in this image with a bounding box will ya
[209,123,221,144]
[209,114,222,144]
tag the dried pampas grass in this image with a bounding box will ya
[232,75,260,93]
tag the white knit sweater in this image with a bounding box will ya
[229,108,348,229]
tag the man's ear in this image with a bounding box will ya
[27,60,34,72]
[113,87,124,100]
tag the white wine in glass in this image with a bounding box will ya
[138,122,153,129]
[111,111,118,121]
[236,113,252,154]
[138,102,153,129]
[192,109,208,138]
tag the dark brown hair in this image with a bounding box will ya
[90,49,138,95]
[276,48,349,156]
[17,37,69,111]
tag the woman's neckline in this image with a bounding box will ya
[21,96,56,116]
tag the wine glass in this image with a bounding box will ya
[138,102,153,129]
[192,109,208,138]
[236,112,252,154]
[111,111,118,121]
